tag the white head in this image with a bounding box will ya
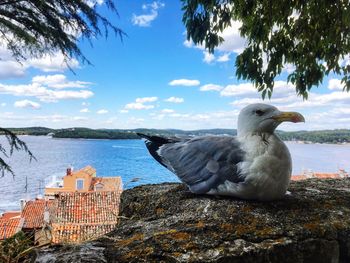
[237,103,305,136]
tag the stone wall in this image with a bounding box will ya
[36,179,350,262]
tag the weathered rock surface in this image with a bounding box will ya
[36,179,350,262]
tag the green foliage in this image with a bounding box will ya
[53,128,140,139]
[0,1,124,177]
[182,0,350,99]
[0,231,35,263]
[0,128,35,177]
[0,0,125,64]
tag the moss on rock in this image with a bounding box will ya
[36,179,350,262]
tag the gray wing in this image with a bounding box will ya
[159,136,246,194]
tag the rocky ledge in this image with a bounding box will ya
[36,179,350,262]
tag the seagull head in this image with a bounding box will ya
[237,103,305,136]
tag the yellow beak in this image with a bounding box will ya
[272,111,305,123]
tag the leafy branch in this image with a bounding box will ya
[0,128,35,177]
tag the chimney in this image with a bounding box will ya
[20,199,26,212]
[66,167,72,176]
[43,204,50,224]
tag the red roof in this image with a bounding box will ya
[90,177,123,191]
[55,191,120,224]
[1,211,20,220]
[0,213,22,240]
[52,191,121,243]
[291,175,308,181]
[22,200,55,229]
[313,173,342,179]
[291,172,348,181]
[51,223,118,243]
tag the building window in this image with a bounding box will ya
[76,179,84,190]
[94,183,104,191]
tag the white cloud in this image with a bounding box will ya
[0,83,94,102]
[183,39,193,48]
[200,84,223,92]
[169,79,200,86]
[0,74,94,102]
[217,53,230,62]
[127,117,145,126]
[80,108,90,113]
[105,117,118,124]
[164,96,184,103]
[161,108,174,113]
[220,83,256,97]
[217,21,246,54]
[135,96,158,103]
[132,1,165,27]
[220,81,296,98]
[124,96,157,111]
[124,96,158,110]
[0,32,80,80]
[125,102,154,110]
[164,110,240,130]
[97,109,108,114]
[32,74,92,89]
[73,116,88,121]
[184,21,246,63]
[1,103,6,107]
[203,51,215,64]
[86,0,104,7]
[283,63,296,74]
[339,54,350,67]
[28,52,79,72]
[0,61,26,79]
[82,102,90,106]
[328,78,343,90]
[14,99,41,109]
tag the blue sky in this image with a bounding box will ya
[0,1,350,131]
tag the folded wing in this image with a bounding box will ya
[139,133,245,194]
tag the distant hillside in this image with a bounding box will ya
[276,129,350,144]
[2,127,350,144]
[0,127,54,136]
[53,128,140,139]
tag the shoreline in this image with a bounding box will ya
[5,135,350,146]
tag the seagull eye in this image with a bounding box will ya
[255,110,264,116]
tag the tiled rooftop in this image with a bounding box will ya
[0,212,23,240]
[55,191,120,224]
[291,170,349,181]
[74,165,96,177]
[90,177,123,191]
[51,223,118,243]
[52,191,121,243]
[1,211,20,220]
[22,200,55,229]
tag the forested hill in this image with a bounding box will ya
[1,127,350,144]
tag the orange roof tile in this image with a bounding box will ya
[1,211,21,220]
[52,191,121,243]
[0,214,22,240]
[90,177,123,191]
[51,223,118,243]
[73,166,96,178]
[55,191,120,224]
[292,171,349,181]
[22,200,55,229]
[291,175,308,181]
[313,173,341,179]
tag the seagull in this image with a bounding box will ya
[137,104,305,201]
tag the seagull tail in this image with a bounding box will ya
[136,133,172,168]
